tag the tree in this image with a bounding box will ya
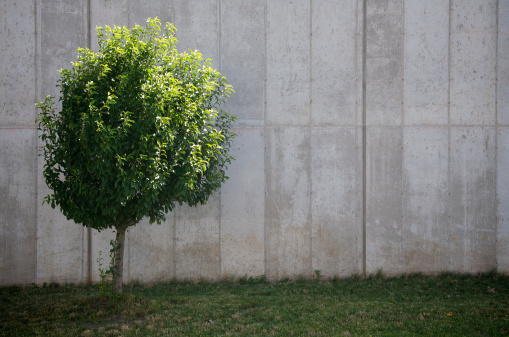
[36,18,235,292]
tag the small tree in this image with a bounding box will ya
[36,18,235,292]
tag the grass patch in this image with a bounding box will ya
[1,272,508,336]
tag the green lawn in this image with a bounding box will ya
[1,272,508,336]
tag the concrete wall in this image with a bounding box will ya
[1,0,507,285]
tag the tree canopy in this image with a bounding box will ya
[36,18,235,291]
[36,18,236,232]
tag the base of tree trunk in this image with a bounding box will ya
[113,226,127,293]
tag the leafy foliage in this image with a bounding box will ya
[36,18,235,231]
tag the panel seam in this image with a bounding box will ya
[309,0,313,276]
[263,0,268,278]
[87,0,93,285]
[494,0,499,268]
[447,0,452,271]
[218,0,222,279]
[361,0,367,276]
[34,0,40,285]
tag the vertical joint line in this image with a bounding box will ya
[447,0,452,126]
[263,0,268,278]
[361,0,368,276]
[218,0,222,72]
[87,0,93,285]
[494,0,499,268]
[401,1,405,126]
[495,0,499,125]
[400,0,406,270]
[218,0,222,278]
[309,0,313,274]
[446,0,452,270]
[34,0,40,284]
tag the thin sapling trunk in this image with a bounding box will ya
[113,225,127,293]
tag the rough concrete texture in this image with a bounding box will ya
[1,0,508,285]
[36,0,89,285]
[265,127,312,280]
[37,152,87,285]
[221,0,265,122]
[365,0,403,126]
[0,1,36,126]
[403,0,449,125]
[311,0,358,126]
[366,127,404,274]
[311,127,362,277]
[173,0,219,63]
[266,0,310,126]
[450,0,497,125]
[126,217,175,283]
[497,128,509,273]
[0,129,37,284]
[175,198,221,281]
[221,128,265,277]
[402,128,449,272]
[448,128,497,272]
[499,1,509,125]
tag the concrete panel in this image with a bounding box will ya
[311,127,361,277]
[175,196,220,280]
[89,228,116,283]
[366,127,403,275]
[220,128,265,277]
[450,0,497,125]
[497,128,509,272]
[265,127,311,280]
[403,0,449,126]
[266,0,310,126]
[355,0,365,127]
[502,0,509,11]
[36,1,88,284]
[451,0,497,34]
[0,1,36,126]
[37,141,88,285]
[40,0,87,99]
[220,0,265,122]
[500,1,509,32]
[365,1,403,126]
[402,127,449,273]
[366,57,403,126]
[90,0,128,52]
[311,0,358,126]
[128,0,174,28]
[36,214,87,284]
[127,217,175,283]
[366,0,403,15]
[498,6,509,125]
[173,0,219,65]
[449,128,496,272]
[0,129,37,285]
[366,11,403,59]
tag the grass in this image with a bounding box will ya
[1,272,508,336]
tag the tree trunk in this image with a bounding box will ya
[113,225,127,293]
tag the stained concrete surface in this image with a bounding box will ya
[221,128,265,277]
[0,129,37,284]
[0,0,508,285]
